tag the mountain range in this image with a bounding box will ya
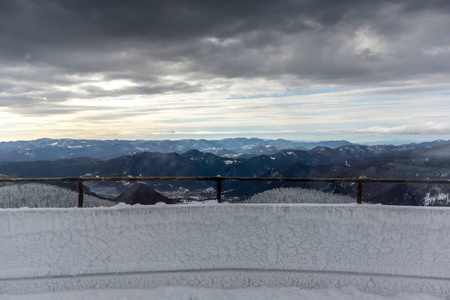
[0,138,449,205]
[0,138,355,161]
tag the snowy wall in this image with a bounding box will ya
[1,204,450,297]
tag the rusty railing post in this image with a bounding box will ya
[216,175,222,203]
[356,175,367,204]
[356,182,363,204]
[77,180,84,208]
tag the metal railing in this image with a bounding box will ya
[1,176,450,207]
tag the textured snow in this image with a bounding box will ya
[0,204,449,298]
[424,188,450,206]
[0,184,115,208]
[245,187,355,204]
[0,286,444,300]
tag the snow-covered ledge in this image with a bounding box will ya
[1,204,450,297]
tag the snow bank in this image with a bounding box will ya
[1,204,450,298]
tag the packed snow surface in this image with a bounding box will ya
[0,286,445,300]
[0,203,450,299]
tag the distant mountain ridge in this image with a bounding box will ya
[0,138,356,162]
[1,140,449,205]
[3,142,445,179]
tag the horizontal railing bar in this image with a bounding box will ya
[0,176,449,185]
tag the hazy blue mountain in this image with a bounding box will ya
[0,138,356,161]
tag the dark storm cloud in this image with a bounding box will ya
[1,0,450,111]
[0,0,342,48]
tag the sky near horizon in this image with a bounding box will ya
[1,0,450,143]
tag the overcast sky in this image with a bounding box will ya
[1,0,450,143]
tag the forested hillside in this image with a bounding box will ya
[245,188,355,204]
[0,183,115,208]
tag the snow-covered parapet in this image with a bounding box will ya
[1,204,450,297]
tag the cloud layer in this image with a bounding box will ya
[1,0,449,142]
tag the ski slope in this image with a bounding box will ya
[0,203,449,299]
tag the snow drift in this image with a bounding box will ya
[0,203,449,298]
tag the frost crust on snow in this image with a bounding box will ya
[1,204,450,297]
[0,285,446,300]
[0,183,115,208]
[245,187,355,204]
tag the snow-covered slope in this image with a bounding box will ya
[1,204,449,298]
[245,187,355,204]
[0,183,115,208]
